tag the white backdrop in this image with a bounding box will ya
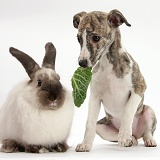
[0,0,160,159]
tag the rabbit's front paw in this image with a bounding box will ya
[54,142,69,152]
[25,144,49,153]
[1,139,24,153]
[75,143,92,152]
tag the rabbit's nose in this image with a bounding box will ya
[49,99,58,108]
[49,94,57,101]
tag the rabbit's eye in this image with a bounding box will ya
[37,80,42,87]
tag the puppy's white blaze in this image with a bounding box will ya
[79,30,91,65]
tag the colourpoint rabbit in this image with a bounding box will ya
[0,42,74,153]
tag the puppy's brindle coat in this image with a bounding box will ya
[73,10,157,151]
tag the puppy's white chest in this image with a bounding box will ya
[91,67,131,117]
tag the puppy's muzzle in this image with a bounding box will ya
[79,59,88,68]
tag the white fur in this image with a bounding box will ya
[0,71,74,145]
[78,30,92,66]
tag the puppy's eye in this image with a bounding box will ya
[37,80,42,87]
[92,36,100,42]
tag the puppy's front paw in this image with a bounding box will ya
[75,143,92,152]
[118,131,133,147]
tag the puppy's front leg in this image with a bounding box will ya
[118,91,142,147]
[76,95,101,152]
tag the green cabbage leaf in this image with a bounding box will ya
[71,67,92,107]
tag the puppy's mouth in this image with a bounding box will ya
[79,59,99,68]
[78,49,103,68]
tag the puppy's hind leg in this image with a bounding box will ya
[96,117,119,142]
[141,105,157,147]
[96,117,138,146]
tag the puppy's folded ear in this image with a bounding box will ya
[73,12,87,29]
[108,9,131,27]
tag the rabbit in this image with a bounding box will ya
[0,42,74,153]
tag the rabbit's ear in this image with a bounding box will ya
[42,42,56,70]
[9,47,40,80]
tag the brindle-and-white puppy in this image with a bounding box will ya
[73,9,157,151]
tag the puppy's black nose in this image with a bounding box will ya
[79,59,88,68]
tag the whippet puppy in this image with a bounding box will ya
[73,9,157,152]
